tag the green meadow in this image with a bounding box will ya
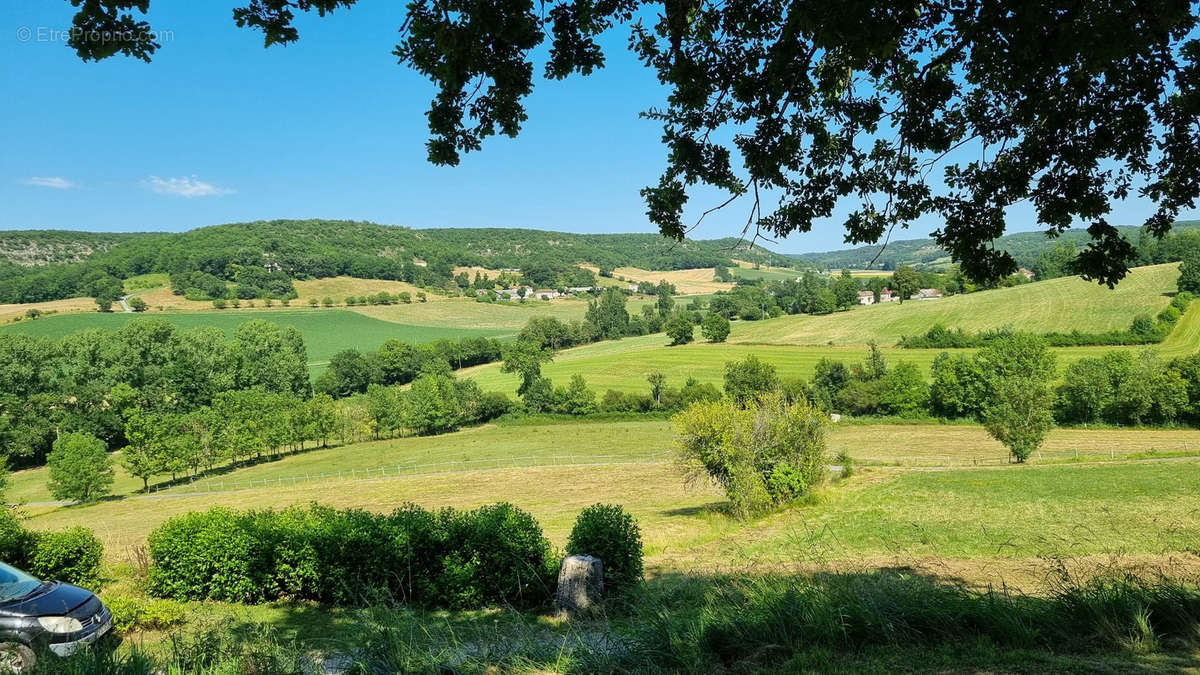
[0,309,507,366]
[729,262,1180,346]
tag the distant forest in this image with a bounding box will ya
[0,220,791,304]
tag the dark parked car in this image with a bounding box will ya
[0,562,112,673]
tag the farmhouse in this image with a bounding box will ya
[911,288,943,301]
[534,289,560,300]
[1018,268,1036,280]
[857,290,876,305]
[878,288,899,302]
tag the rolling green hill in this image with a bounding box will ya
[462,263,1189,393]
[731,262,1180,346]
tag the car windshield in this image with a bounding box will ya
[0,562,42,602]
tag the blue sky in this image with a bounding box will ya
[1,3,1194,254]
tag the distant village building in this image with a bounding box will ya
[878,288,899,302]
[567,286,595,294]
[1018,268,1036,280]
[910,288,944,301]
[857,290,876,305]
[494,285,534,299]
[534,289,560,300]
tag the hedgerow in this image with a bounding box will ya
[147,502,557,609]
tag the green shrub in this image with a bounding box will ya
[436,503,556,610]
[28,527,104,587]
[1158,305,1182,323]
[835,450,855,479]
[148,508,266,602]
[146,503,556,610]
[102,594,187,633]
[674,392,829,517]
[0,509,34,564]
[0,511,104,588]
[567,504,644,593]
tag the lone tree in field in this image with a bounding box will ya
[47,432,114,503]
[701,313,731,343]
[976,335,1057,463]
[891,267,920,304]
[664,312,695,346]
[501,340,555,396]
[55,1,1200,287]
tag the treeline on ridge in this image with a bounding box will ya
[0,220,789,305]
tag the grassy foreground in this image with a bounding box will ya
[15,416,1200,576]
[16,416,1200,672]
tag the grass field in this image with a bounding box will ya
[19,447,1200,588]
[0,296,98,323]
[728,262,1181,345]
[0,309,506,366]
[462,331,1146,393]
[14,412,1200,670]
[14,419,1200,563]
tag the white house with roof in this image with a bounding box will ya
[878,287,899,302]
[910,288,943,301]
[857,290,876,305]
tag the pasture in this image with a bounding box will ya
[728,262,1181,345]
[0,309,506,366]
[461,332,1138,393]
[15,419,1200,571]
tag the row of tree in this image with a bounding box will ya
[315,337,506,398]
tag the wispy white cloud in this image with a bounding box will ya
[22,176,77,189]
[143,175,233,198]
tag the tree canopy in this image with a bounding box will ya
[56,1,1200,286]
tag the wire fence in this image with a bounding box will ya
[149,450,675,495]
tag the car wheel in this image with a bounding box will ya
[0,642,34,674]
